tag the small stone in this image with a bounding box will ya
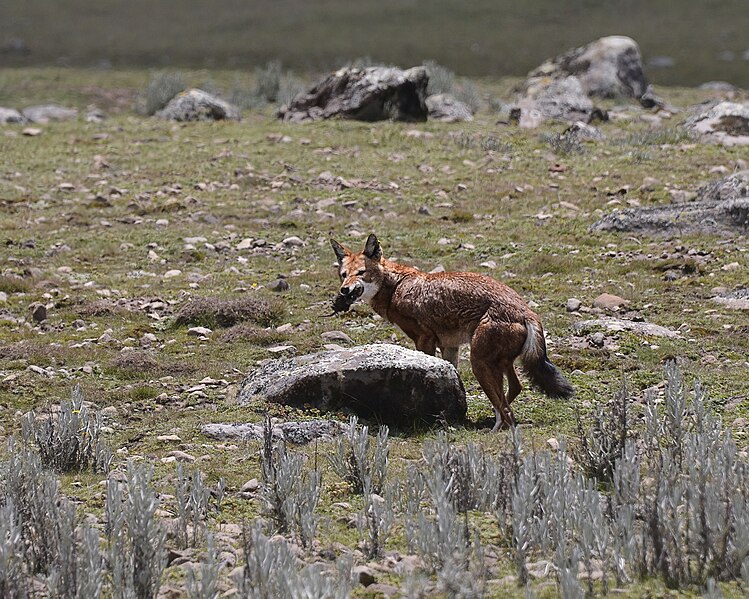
[593,293,629,310]
[282,236,304,247]
[157,434,182,442]
[167,450,195,463]
[321,330,354,344]
[0,291,7,303]
[566,298,582,312]
[163,269,182,278]
[235,238,254,250]
[547,437,560,451]
[30,303,47,322]
[22,127,42,136]
[589,332,605,347]
[721,262,740,272]
[267,278,290,292]
[353,565,377,587]
[276,323,293,334]
[101,406,118,418]
[187,326,212,337]
[241,479,259,493]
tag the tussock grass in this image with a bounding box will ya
[173,295,284,329]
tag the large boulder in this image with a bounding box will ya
[22,104,78,123]
[156,89,241,122]
[513,76,595,128]
[591,171,749,236]
[279,66,428,123]
[525,35,649,99]
[0,107,26,124]
[685,102,749,146]
[426,94,473,122]
[238,344,466,428]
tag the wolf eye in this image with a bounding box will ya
[356,269,366,276]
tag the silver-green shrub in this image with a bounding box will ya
[260,417,321,549]
[21,384,112,474]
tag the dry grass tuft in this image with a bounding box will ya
[173,295,283,329]
[219,323,288,345]
[0,274,31,293]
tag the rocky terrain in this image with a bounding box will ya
[0,43,748,596]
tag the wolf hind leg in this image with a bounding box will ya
[470,354,515,431]
[414,335,437,356]
[505,363,523,405]
[440,346,460,368]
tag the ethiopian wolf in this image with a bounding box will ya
[330,234,573,430]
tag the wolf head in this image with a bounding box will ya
[330,233,384,305]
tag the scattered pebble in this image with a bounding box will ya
[187,326,212,337]
[566,298,582,312]
[593,293,629,310]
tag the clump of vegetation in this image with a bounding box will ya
[260,417,321,549]
[137,71,186,115]
[173,465,212,549]
[618,125,691,146]
[174,295,283,329]
[185,533,222,599]
[0,274,31,293]
[424,60,481,112]
[106,461,168,598]
[107,350,161,377]
[21,385,112,474]
[328,416,389,495]
[219,322,287,345]
[228,60,304,109]
[541,130,585,155]
[234,520,353,598]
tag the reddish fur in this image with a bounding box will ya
[331,235,573,430]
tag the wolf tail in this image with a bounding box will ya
[520,319,574,399]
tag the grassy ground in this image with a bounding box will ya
[1,68,748,596]
[2,1,749,87]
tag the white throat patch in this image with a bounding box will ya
[359,279,380,302]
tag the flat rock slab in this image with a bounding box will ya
[713,288,749,310]
[22,104,78,123]
[574,317,681,338]
[426,94,473,122]
[156,89,240,122]
[685,101,749,146]
[278,66,428,123]
[201,420,347,444]
[591,171,749,236]
[238,343,466,428]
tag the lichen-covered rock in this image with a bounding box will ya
[426,94,473,122]
[525,35,649,99]
[685,102,749,146]
[591,171,749,236]
[22,104,78,123]
[0,107,26,124]
[279,66,428,123]
[514,76,595,127]
[238,344,466,427]
[156,89,240,122]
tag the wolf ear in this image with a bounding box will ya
[330,238,349,264]
[363,234,382,261]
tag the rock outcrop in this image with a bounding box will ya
[685,102,749,146]
[525,35,649,99]
[0,107,26,124]
[156,89,241,122]
[279,66,428,123]
[22,104,78,123]
[238,344,466,428]
[591,171,749,236]
[512,36,656,127]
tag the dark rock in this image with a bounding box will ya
[426,93,473,122]
[279,66,428,123]
[685,102,749,146]
[156,89,240,122]
[237,344,466,428]
[22,104,78,123]
[267,278,290,292]
[200,419,347,444]
[591,171,749,236]
[30,303,47,323]
[0,107,27,124]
